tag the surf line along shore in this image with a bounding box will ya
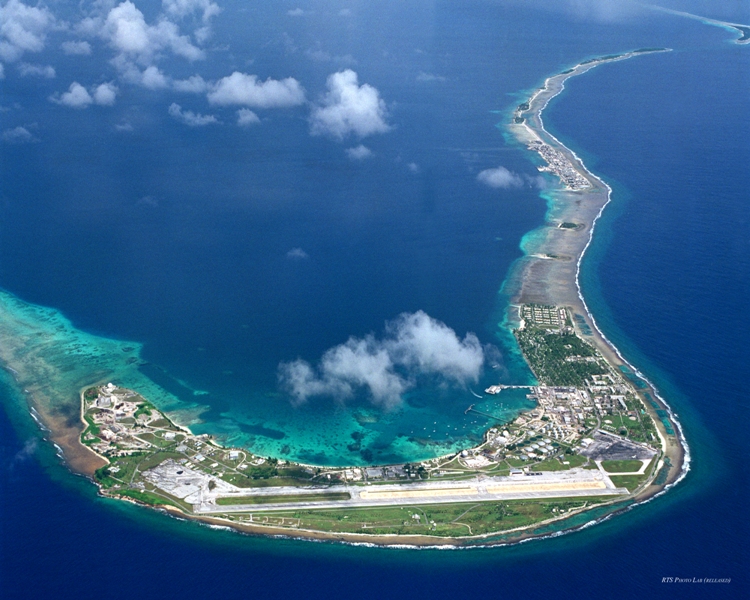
[70,49,687,547]
[1,49,688,548]
[506,47,688,493]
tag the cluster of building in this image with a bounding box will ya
[85,384,155,456]
[477,378,653,465]
[528,140,590,190]
[520,304,570,331]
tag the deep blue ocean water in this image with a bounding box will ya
[1,1,749,597]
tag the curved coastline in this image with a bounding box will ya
[507,48,687,495]
[0,50,688,549]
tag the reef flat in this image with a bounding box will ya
[506,49,686,494]
[0,50,687,548]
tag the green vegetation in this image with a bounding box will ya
[245,497,610,537]
[609,475,647,492]
[117,489,185,510]
[601,460,643,473]
[515,330,608,386]
[220,466,316,488]
[134,402,154,418]
[216,492,351,506]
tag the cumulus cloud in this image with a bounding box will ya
[50,81,118,108]
[345,144,372,160]
[18,62,54,78]
[61,40,92,55]
[477,166,524,189]
[208,72,306,108]
[287,8,305,17]
[163,0,221,21]
[168,102,218,126]
[407,162,420,174]
[279,311,484,408]
[286,247,309,260]
[140,65,169,89]
[51,82,93,108]
[310,70,390,140]
[2,125,36,143]
[115,61,169,89]
[236,108,260,126]
[102,1,204,65]
[93,82,118,106]
[0,0,55,63]
[173,73,207,93]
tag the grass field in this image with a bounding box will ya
[238,497,611,537]
[601,460,644,473]
[609,475,647,492]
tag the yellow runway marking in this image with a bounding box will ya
[485,481,606,494]
[360,487,478,500]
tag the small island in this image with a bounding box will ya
[4,49,687,548]
[78,296,678,545]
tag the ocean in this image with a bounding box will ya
[1,1,748,597]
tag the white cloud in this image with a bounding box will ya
[408,162,420,174]
[102,1,204,66]
[416,71,446,83]
[310,69,390,140]
[477,166,524,189]
[51,81,119,108]
[345,144,372,160]
[208,72,306,108]
[52,82,93,108]
[139,64,169,89]
[173,74,207,93]
[163,0,221,21]
[61,40,91,56]
[0,62,4,79]
[115,121,134,132]
[0,0,55,63]
[2,125,36,143]
[279,311,484,409]
[93,82,118,106]
[385,312,484,384]
[339,9,351,17]
[286,247,309,260]
[236,108,260,126]
[112,58,171,89]
[287,8,305,17]
[168,102,218,126]
[18,62,54,78]
[162,0,220,42]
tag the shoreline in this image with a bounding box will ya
[507,48,687,491]
[1,50,687,549]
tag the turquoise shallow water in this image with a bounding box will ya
[0,286,537,466]
[1,2,749,597]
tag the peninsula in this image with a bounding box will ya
[2,49,687,548]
